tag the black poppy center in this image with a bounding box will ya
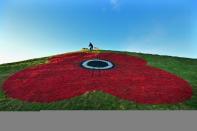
[87,61,108,68]
[81,59,115,70]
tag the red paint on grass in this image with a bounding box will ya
[3,52,192,104]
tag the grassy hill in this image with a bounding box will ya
[0,50,197,111]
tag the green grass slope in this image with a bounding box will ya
[0,50,197,111]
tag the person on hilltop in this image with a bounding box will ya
[89,42,93,51]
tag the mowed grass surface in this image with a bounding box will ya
[0,50,197,111]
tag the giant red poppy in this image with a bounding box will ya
[3,52,192,104]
